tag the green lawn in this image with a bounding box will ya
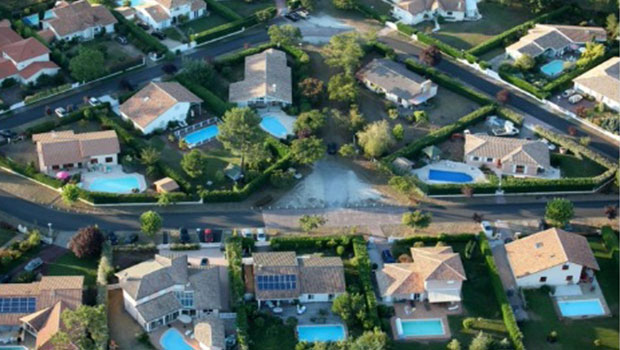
[0,229,17,247]
[179,14,230,35]
[162,27,185,42]
[413,3,535,50]
[218,0,273,17]
[248,313,297,350]
[551,153,606,178]
[520,254,619,350]
[0,245,42,275]
[46,251,99,288]
[358,0,393,16]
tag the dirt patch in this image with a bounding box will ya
[112,250,156,271]
[108,289,153,350]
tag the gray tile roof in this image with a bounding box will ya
[190,267,223,310]
[464,134,550,168]
[357,58,430,102]
[229,49,292,104]
[574,57,620,105]
[135,292,181,323]
[116,255,188,300]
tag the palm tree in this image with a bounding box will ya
[140,147,160,167]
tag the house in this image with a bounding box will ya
[391,0,480,25]
[154,177,180,193]
[229,49,292,108]
[464,134,553,177]
[248,252,346,306]
[0,20,60,84]
[505,228,599,288]
[505,24,607,60]
[42,0,117,41]
[376,246,466,303]
[194,316,225,350]
[135,0,207,30]
[573,56,620,112]
[32,130,120,174]
[356,59,437,108]
[0,276,83,327]
[119,81,202,135]
[20,301,78,350]
[115,254,223,332]
[392,157,414,174]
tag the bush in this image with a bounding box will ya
[113,11,168,55]
[69,226,105,259]
[352,236,380,329]
[24,83,72,105]
[355,3,390,23]
[191,8,276,44]
[203,0,243,21]
[170,243,201,250]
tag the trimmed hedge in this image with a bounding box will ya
[270,235,352,251]
[352,236,380,329]
[480,234,525,350]
[355,3,390,24]
[191,7,276,44]
[203,0,243,21]
[24,84,72,105]
[226,237,250,350]
[25,105,107,135]
[112,11,168,55]
[175,76,232,116]
[498,67,550,100]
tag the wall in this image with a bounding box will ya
[573,83,620,113]
[514,262,583,288]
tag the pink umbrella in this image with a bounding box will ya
[56,171,70,180]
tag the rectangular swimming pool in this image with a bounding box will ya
[0,346,28,350]
[397,318,445,338]
[540,60,565,77]
[428,169,473,183]
[297,324,346,342]
[87,176,141,194]
[557,299,605,317]
[182,124,219,146]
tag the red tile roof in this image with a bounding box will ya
[2,38,50,63]
[19,61,60,79]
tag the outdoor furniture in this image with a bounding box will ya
[448,304,459,311]
[272,307,283,314]
[266,301,275,309]
[296,304,307,315]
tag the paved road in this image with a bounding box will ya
[380,36,619,160]
[0,31,269,130]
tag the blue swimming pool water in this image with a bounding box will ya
[116,0,146,6]
[297,324,346,342]
[540,60,565,77]
[557,299,605,317]
[400,319,445,338]
[183,125,219,146]
[88,176,140,194]
[160,329,193,350]
[260,116,289,139]
[0,346,28,350]
[428,169,473,183]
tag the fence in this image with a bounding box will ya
[174,117,220,148]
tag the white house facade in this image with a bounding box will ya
[42,1,117,41]
[135,0,207,30]
[573,57,620,112]
[391,0,480,25]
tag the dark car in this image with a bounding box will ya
[163,231,169,244]
[124,233,138,244]
[151,31,166,40]
[285,13,299,21]
[200,258,209,266]
[179,227,190,244]
[381,249,395,263]
[0,129,17,138]
[107,231,119,245]
[0,274,9,283]
[137,22,150,30]
[327,142,338,155]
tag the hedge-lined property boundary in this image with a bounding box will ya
[191,7,276,44]
[204,0,243,21]
[352,236,381,328]
[176,76,233,116]
[112,11,169,55]
[226,237,250,350]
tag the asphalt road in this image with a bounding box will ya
[0,31,269,130]
[380,36,620,160]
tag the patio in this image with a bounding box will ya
[263,302,343,326]
[551,276,612,320]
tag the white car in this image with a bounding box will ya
[568,94,583,104]
[241,228,253,239]
[256,228,267,242]
[88,97,101,106]
[54,107,67,118]
[24,258,43,272]
[561,89,575,98]
[480,221,493,238]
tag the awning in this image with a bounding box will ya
[427,289,461,303]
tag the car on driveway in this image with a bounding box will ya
[179,227,191,243]
[88,97,101,107]
[124,233,138,244]
[480,221,493,238]
[151,31,166,40]
[137,22,150,30]
[256,228,266,242]
[107,231,119,245]
[55,107,67,118]
[327,142,338,155]
[0,129,16,138]
[241,228,253,239]
[24,258,43,272]
[115,35,128,45]
[381,249,395,263]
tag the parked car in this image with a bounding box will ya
[561,89,575,98]
[568,94,583,104]
[151,31,166,40]
[197,228,204,243]
[55,107,67,118]
[124,233,138,244]
[179,227,191,243]
[116,35,128,45]
[0,129,16,138]
[203,229,214,243]
[107,231,119,245]
[241,228,253,239]
[480,221,493,238]
[88,97,101,107]
[381,249,395,263]
[200,258,209,266]
[256,228,266,242]
[327,142,338,155]
[0,274,10,283]
[24,258,43,272]
[137,22,150,30]
[163,231,169,244]
[285,13,299,21]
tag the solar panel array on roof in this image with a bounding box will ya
[256,275,296,290]
[0,297,36,314]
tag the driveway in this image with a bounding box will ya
[491,244,528,321]
[5,244,67,281]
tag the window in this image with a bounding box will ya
[105,157,114,163]
[566,275,573,281]
[472,156,479,161]
[539,276,547,283]
[174,291,194,308]
[515,165,525,174]
[256,275,297,291]
[486,157,493,163]
[52,165,60,170]
[562,265,569,270]
[90,159,98,164]
[307,294,314,300]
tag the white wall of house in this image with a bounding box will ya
[122,102,191,135]
[235,96,290,108]
[362,79,437,108]
[513,262,583,288]
[44,22,115,41]
[381,291,427,303]
[391,7,429,25]
[573,83,620,112]
[464,154,541,177]
[424,280,463,302]
[22,67,61,84]
[136,9,172,30]
[39,153,117,173]
[299,293,341,303]
[436,8,465,21]
[4,53,50,71]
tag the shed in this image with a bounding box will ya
[392,157,414,174]
[422,145,442,161]
[224,164,243,181]
[154,177,179,193]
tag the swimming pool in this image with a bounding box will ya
[428,169,474,183]
[540,60,565,77]
[0,346,28,350]
[297,324,346,342]
[260,116,289,139]
[87,176,141,194]
[182,124,219,146]
[116,0,145,6]
[397,318,445,338]
[160,329,193,350]
[557,299,605,317]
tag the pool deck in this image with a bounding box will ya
[257,108,296,139]
[551,277,612,320]
[81,165,147,194]
[389,301,462,341]
[412,160,487,185]
[149,321,200,350]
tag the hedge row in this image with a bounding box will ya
[25,105,107,135]
[226,237,250,350]
[404,59,493,105]
[498,68,550,100]
[24,83,72,105]
[467,6,572,57]
[396,23,479,64]
[352,236,381,329]
[601,226,619,264]
[479,234,525,350]
[355,2,390,24]
[203,0,243,21]
[191,7,276,44]
[270,235,352,252]
[175,76,232,116]
[112,11,168,55]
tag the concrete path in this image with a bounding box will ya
[491,243,529,321]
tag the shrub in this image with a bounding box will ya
[176,76,232,116]
[352,236,380,329]
[191,8,276,44]
[202,0,243,21]
[112,11,168,55]
[69,226,105,259]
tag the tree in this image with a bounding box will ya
[388,108,399,120]
[68,226,104,259]
[291,137,326,165]
[328,73,358,103]
[181,149,208,178]
[157,192,173,207]
[333,0,356,10]
[339,143,356,157]
[413,110,429,124]
[349,105,366,131]
[392,124,404,141]
[298,77,324,101]
[545,198,574,227]
[447,339,462,350]
[576,42,605,68]
[270,169,296,188]
[140,211,162,237]
[606,13,618,39]
[180,58,214,85]
[357,120,395,158]
[469,331,493,350]
[140,147,160,166]
[300,0,316,11]
[294,109,326,136]
[421,45,442,66]
[256,8,273,22]
[402,210,432,232]
[217,108,267,171]
[322,33,364,74]
[350,329,388,350]
[514,54,535,71]
[268,24,302,47]
[299,215,326,232]
[579,136,591,146]
[51,305,108,350]
[61,184,80,205]
[331,292,367,328]
[496,89,510,104]
[69,48,105,82]
[575,105,589,118]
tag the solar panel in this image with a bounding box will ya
[256,274,297,291]
[0,297,36,314]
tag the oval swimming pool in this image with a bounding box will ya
[540,59,565,77]
[260,116,289,139]
[160,328,193,350]
[428,169,473,183]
